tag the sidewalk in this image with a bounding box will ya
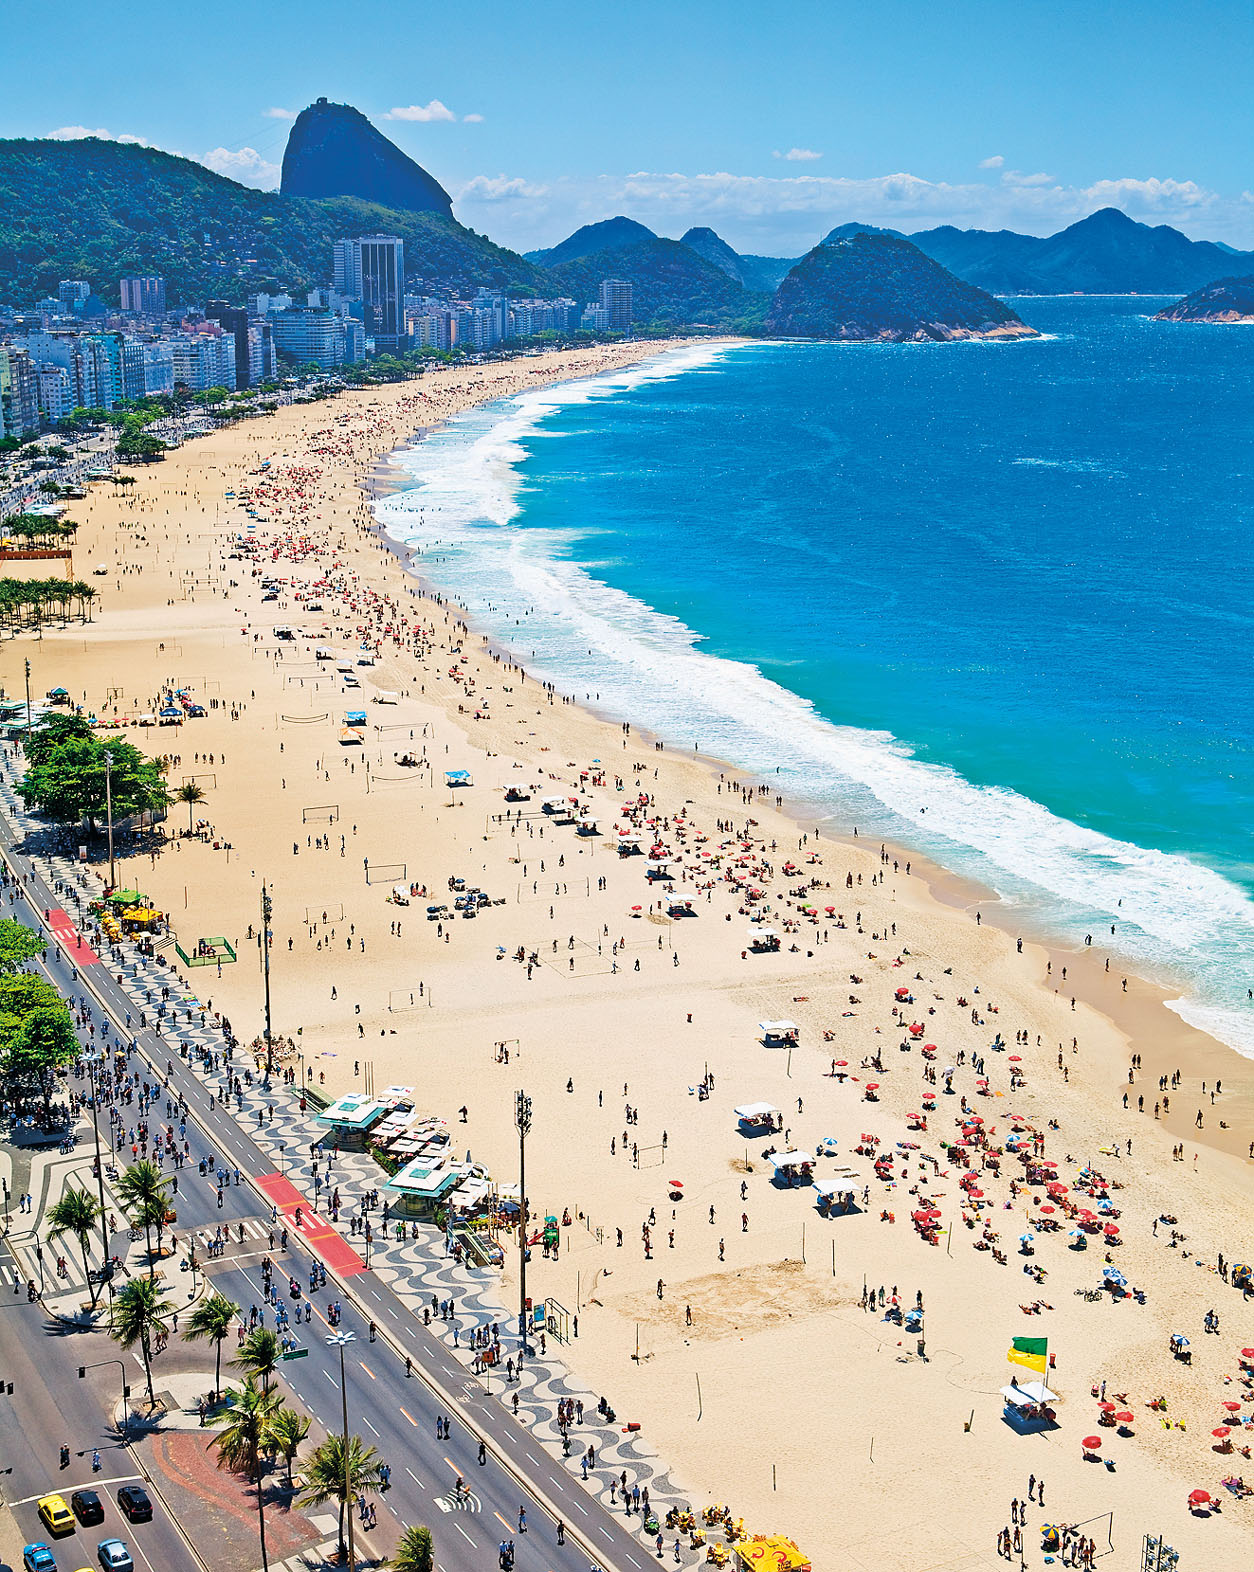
[0,757,697,1548]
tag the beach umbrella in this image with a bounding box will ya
[1213,1427,1231,1439]
[1241,1348,1254,1358]
[968,1188,984,1199]
[1082,1436,1101,1452]
[866,1083,880,1091]
[1116,1411,1135,1424]
[1009,1054,1022,1062]
[1098,1401,1116,1412]
[1040,1205,1055,1214]
[1188,1490,1211,1505]
[1019,1233,1035,1244]
[1222,1400,1242,1412]
[1104,1223,1120,1235]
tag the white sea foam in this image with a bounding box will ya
[376,343,1254,1059]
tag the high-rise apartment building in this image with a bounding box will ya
[119,276,166,314]
[0,347,41,438]
[334,235,405,346]
[169,332,236,393]
[598,279,632,332]
[58,280,91,312]
[205,301,252,389]
[269,308,364,369]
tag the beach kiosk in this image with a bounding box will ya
[768,1150,815,1186]
[315,1093,388,1151]
[1000,1380,1059,1430]
[385,1155,470,1219]
[814,1178,858,1215]
[735,1102,781,1136]
[748,927,781,953]
[759,1019,799,1048]
[445,769,473,788]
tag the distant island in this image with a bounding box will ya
[1155,275,1254,324]
[764,234,1039,342]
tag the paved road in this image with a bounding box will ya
[0,1283,201,1572]
[0,803,676,1572]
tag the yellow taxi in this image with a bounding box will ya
[37,1494,76,1536]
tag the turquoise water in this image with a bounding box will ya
[377,300,1254,1055]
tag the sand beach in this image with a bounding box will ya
[3,339,1252,1571]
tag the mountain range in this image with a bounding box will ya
[2,101,1251,342]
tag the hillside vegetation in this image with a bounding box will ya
[0,138,544,303]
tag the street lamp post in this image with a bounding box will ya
[24,658,32,740]
[104,750,116,892]
[84,1054,113,1300]
[260,883,273,1080]
[78,1359,130,1439]
[326,1330,358,1572]
[514,1090,532,1360]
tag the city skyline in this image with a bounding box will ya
[4,0,1254,252]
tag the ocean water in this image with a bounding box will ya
[376,299,1254,1057]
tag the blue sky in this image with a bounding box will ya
[6,0,1253,252]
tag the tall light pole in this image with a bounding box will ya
[84,1054,113,1303]
[515,1090,532,1360]
[260,883,273,1080]
[327,1330,357,1572]
[104,749,116,892]
[24,658,32,740]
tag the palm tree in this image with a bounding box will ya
[175,780,206,833]
[46,1185,103,1308]
[266,1404,310,1488]
[115,1159,171,1274]
[234,1327,282,1392]
[110,1276,171,1408]
[185,1292,239,1401]
[298,1434,384,1555]
[390,1525,435,1572]
[210,1375,279,1572]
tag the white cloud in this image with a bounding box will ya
[459,174,549,202]
[457,166,1253,255]
[462,113,484,123]
[201,146,281,189]
[49,125,152,146]
[1002,169,1056,188]
[979,155,1005,169]
[773,148,822,162]
[264,107,297,120]
[384,101,457,123]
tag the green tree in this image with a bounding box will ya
[0,919,45,975]
[234,1326,282,1391]
[266,1404,311,1488]
[115,1159,171,1274]
[175,780,206,833]
[209,1375,279,1572]
[111,1275,171,1407]
[16,733,168,829]
[390,1525,435,1572]
[0,999,79,1119]
[185,1291,239,1400]
[46,1185,104,1308]
[298,1434,384,1555]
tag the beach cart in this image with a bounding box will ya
[759,1020,798,1048]
[734,1102,780,1135]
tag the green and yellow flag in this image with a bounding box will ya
[1008,1335,1048,1375]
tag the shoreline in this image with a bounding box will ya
[361,350,1254,1165]
[3,341,1252,1567]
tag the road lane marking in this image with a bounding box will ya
[322,1370,337,1386]
[399,1406,418,1427]
[363,1416,380,1435]
[405,1467,425,1488]
[358,1359,376,1380]
[455,1523,476,1546]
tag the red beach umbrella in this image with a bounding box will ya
[1212,1427,1231,1438]
[1222,1401,1242,1412]
[1040,1205,1055,1214]
[1098,1401,1116,1412]
[1241,1348,1254,1358]
[1082,1436,1102,1451]
[1009,1054,1022,1062]
[1116,1411,1135,1424]
[1188,1490,1211,1505]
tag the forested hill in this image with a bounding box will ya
[0,137,544,303]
